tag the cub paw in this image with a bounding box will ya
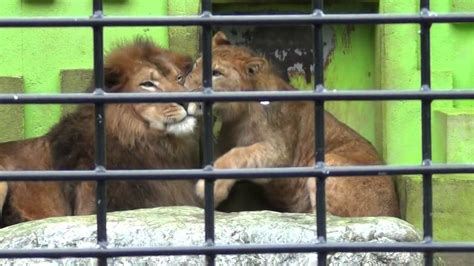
[195,179,234,207]
[0,165,8,217]
[306,178,317,213]
[213,180,233,206]
[195,179,205,200]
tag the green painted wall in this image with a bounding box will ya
[0,0,169,139]
[377,0,474,242]
[378,0,474,166]
[288,23,380,150]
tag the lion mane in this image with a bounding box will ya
[0,39,202,226]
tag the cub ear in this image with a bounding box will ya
[212,31,231,47]
[104,67,124,92]
[246,57,268,76]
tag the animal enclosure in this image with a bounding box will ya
[0,0,473,265]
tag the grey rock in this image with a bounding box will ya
[0,207,424,265]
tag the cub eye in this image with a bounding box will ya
[176,74,184,83]
[212,70,223,77]
[140,80,156,88]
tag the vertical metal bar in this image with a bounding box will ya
[315,102,326,260]
[420,0,433,265]
[93,0,102,12]
[201,1,215,265]
[313,1,326,265]
[313,0,323,10]
[93,1,107,266]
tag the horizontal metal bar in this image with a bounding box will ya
[0,13,473,27]
[0,242,473,259]
[0,90,473,104]
[0,164,472,181]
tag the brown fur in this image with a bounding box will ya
[0,39,201,226]
[184,32,400,217]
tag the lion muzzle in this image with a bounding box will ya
[187,102,203,116]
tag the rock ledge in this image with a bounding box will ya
[0,207,424,265]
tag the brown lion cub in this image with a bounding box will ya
[0,39,201,226]
[185,32,400,217]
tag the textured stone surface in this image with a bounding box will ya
[0,207,424,265]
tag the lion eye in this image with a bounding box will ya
[212,70,223,77]
[140,81,156,87]
[176,74,184,83]
[140,80,158,91]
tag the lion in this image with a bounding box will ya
[184,32,400,217]
[0,39,202,226]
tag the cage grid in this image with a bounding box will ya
[0,0,473,265]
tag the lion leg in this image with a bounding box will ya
[305,154,357,215]
[74,182,97,215]
[318,153,400,217]
[306,154,356,216]
[3,182,72,226]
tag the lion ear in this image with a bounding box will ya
[174,54,193,74]
[104,67,124,92]
[212,31,231,47]
[246,57,268,76]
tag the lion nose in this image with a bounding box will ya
[178,102,189,110]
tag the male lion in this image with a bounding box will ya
[185,32,400,217]
[0,39,201,226]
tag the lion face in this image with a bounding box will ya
[130,64,196,136]
[184,32,268,122]
[104,40,196,137]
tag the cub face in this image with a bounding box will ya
[184,32,268,122]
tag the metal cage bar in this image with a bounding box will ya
[0,242,474,259]
[420,0,434,265]
[312,0,327,265]
[201,0,216,265]
[92,1,108,266]
[0,164,473,181]
[0,0,472,264]
[0,90,473,104]
[0,13,473,27]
